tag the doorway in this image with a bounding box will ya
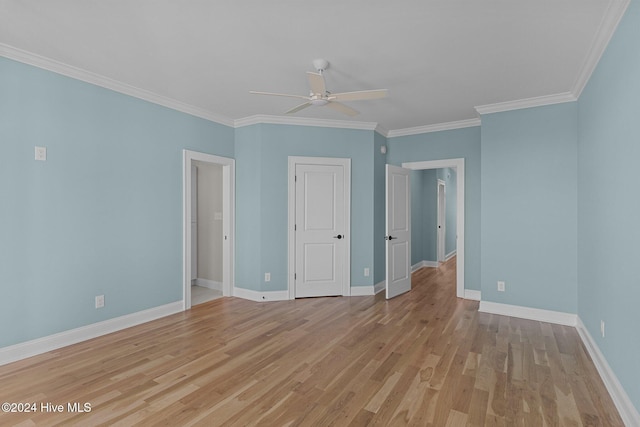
[437,179,446,263]
[402,159,465,299]
[288,156,351,299]
[191,161,223,305]
[183,150,235,310]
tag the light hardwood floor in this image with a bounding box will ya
[0,257,623,426]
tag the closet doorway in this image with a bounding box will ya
[183,150,235,310]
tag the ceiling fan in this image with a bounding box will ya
[250,59,387,117]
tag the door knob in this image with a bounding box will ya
[385,236,397,240]
[333,234,343,239]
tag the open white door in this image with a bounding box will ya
[437,179,446,262]
[385,165,411,299]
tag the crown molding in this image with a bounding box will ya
[572,0,630,98]
[234,114,381,132]
[387,118,481,138]
[474,0,629,116]
[374,124,389,138]
[3,0,630,137]
[474,92,577,116]
[0,43,236,128]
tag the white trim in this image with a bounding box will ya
[0,43,235,128]
[576,318,640,426]
[474,92,577,116]
[194,278,223,292]
[235,114,379,132]
[0,301,182,366]
[233,286,289,302]
[402,159,465,299]
[572,0,631,97]
[183,150,235,310]
[350,286,375,296]
[374,124,389,137]
[288,156,351,299]
[387,118,481,138]
[445,250,457,261]
[374,280,386,295]
[478,301,577,327]
[3,0,630,140]
[464,290,481,301]
[412,260,439,272]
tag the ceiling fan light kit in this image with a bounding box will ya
[250,59,387,117]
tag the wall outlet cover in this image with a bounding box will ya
[35,146,47,161]
[95,295,105,308]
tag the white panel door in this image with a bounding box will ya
[386,165,411,299]
[295,164,345,297]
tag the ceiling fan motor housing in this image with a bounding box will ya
[312,58,329,72]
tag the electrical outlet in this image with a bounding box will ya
[35,146,47,161]
[264,272,271,282]
[95,295,104,309]
[364,268,370,277]
[497,281,505,292]
[601,320,605,338]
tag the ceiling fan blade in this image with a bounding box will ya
[327,101,359,117]
[329,89,388,102]
[285,102,312,114]
[249,91,309,100]
[307,72,326,95]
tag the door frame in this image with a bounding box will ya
[183,150,235,310]
[402,159,465,299]
[437,179,446,263]
[288,156,351,299]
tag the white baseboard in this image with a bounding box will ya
[576,318,640,426]
[195,278,222,291]
[0,301,183,367]
[464,290,481,301]
[445,250,457,261]
[374,280,386,295]
[350,281,386,296]
[233,283,385,300]
[478,301,577,327]
[351,285,374,296]
[411,260,438,272]
[233,286,290,302]
[478,302,639,423]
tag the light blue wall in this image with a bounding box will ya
[438,168,457,256]
[410,170,425,265]
[0,57,234,347]
[234,124,379,291]
[409,169,438,265]
[480,103,578,313]
[387,126,481,291]
[420,170,438,263]
[373,132,387,284]
[577,0,640,410]
[410,168,457,266]
[233,125,263,290]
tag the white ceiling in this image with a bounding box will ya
[0,0,627,132]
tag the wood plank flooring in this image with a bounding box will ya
[0,257,623,426]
